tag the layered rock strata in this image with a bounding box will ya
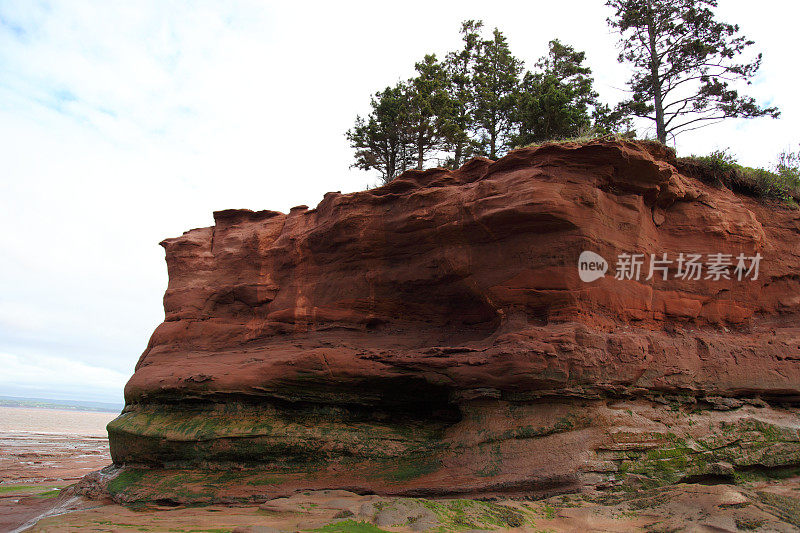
[108,140,800,497]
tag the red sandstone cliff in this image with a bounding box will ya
[108,140,800,498]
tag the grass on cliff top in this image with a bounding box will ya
[523,133,800,206]
[678,148,800,205]
[521,131,637,150]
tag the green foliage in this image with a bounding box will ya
[346,55,457,183]
[471,27,523,159]
[406,55,453,170]
[441,20,483,168]
[607,0,779,143]
[346,84,414,185]
[682,149,737,183]
[521,132,637,150]
[514,40,629,145]
[776,145,800,196]
[348,6,785,184]
[731,167,795,202]
[516,70,587,145]
[679,147,800,203]
[348,21,628,181]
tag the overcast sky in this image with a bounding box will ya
[1,0,797,404]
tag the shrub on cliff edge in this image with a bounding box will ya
[677,148,800,204]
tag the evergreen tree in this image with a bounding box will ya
[592,102,634,136]
[607,0,779,144]
[442,20,482,168]
[348,20,638,180]
[346,84,414,184]
[472,27,523,159]
[514,40,599,145]
[406,54,453,170]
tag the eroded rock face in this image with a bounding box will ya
[109,140,800,497]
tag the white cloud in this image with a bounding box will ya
[0,352,128,403]
[0,0,797,403]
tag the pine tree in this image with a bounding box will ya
[514,40,599,145]
[607,0,779,144]
[346,84,414,184]
[405,54,453,170]
[472,27,523,159]
[442,20,482,168]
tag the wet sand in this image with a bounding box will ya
[0,406,115,483]
[0,406,116,532]
[0,406,117,436]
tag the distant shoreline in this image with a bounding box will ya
[0,396,122,414]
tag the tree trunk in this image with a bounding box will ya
[454,142,463,169]
[417,131,424,170]
[646,5,666,143]
[386,149,395,184]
